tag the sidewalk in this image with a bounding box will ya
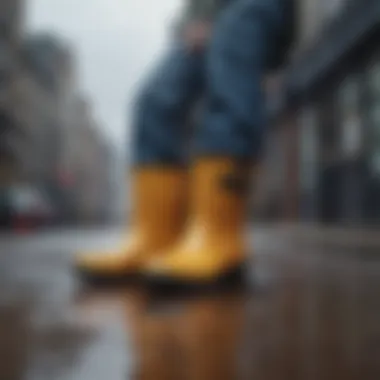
[265,223,380,248]
[246,224,380,260]
[1,223,379,256]
[1,223,379,380]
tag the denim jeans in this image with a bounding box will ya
[132,0,288,166]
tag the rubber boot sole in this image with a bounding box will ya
[145,263,247,296]
[75,267,142,288]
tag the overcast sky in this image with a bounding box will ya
[26,0,182,150]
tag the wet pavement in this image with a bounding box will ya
[0,227,380,380]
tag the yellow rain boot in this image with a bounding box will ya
[144,158,254,286]
[75,167,187,282]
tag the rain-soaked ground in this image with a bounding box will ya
[0,226,380,380]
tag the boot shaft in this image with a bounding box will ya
[189,158,253,233]
[130,167,188,243]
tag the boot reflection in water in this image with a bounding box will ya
[178,293,246,380]
[75,288,246,380]
[127,292,246,380]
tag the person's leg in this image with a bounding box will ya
[144,0,288,284]
[198,0,286,160]
[132,44,205,166]
[76,44,204,281]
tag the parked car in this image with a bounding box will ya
[0,185,57,231]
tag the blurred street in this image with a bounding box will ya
[1,1,379,379]
[1,226,380,380]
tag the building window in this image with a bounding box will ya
[367,61,380,176]
[322,0,346,20]
[368,63,380,94]
[299,106,318,191]
[338,76,362,158]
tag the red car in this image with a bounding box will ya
[7,186,56,232]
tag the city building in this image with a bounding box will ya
[0,0,24,185]
[1,0,115,226]
[260,0,380,226]
[58,95,117,224]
